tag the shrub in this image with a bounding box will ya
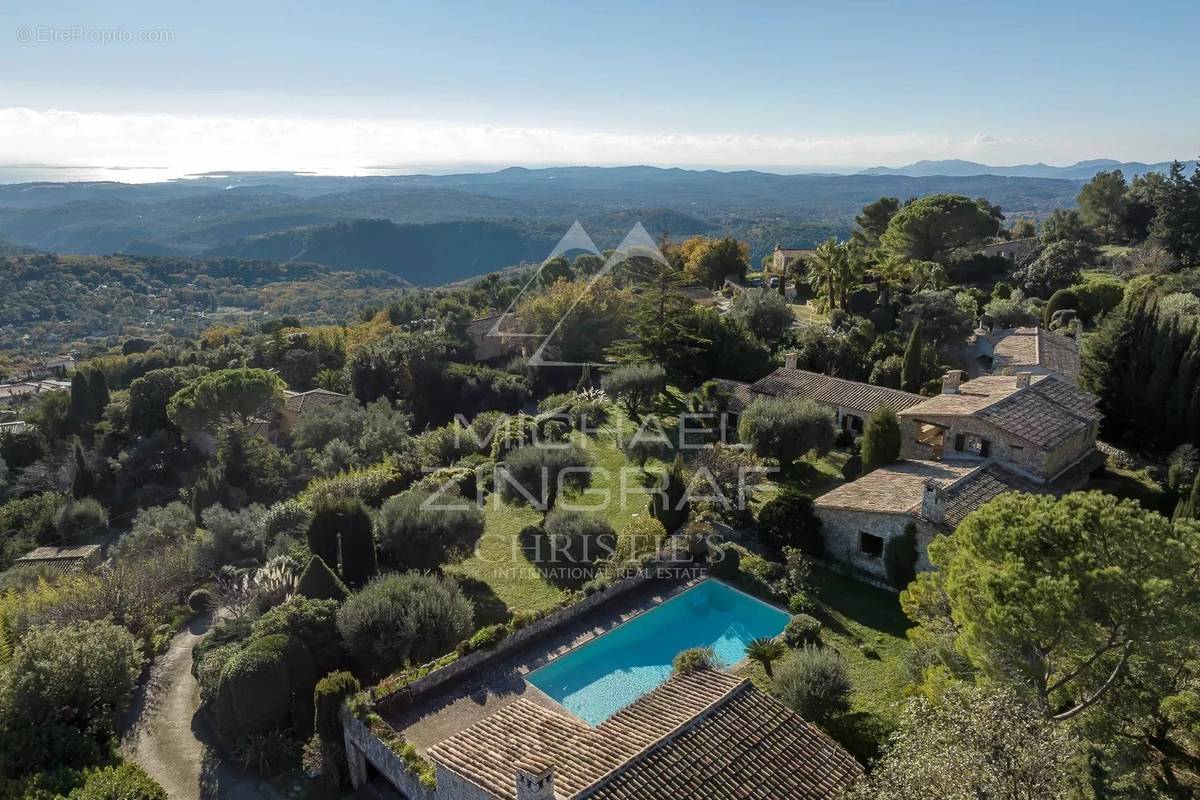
[262,500,312,542]
[253,597,343,676]
[1042,288,1081,327]
[649,454,688,533]
[68,763,167,800]
[461,623,508,654]
[376,488,485,571]
[542,509,617,566]
[336,573,473,678]
[708,542,741,579]
[757,491,821,556]
[233,730,297,776]
[672,646,717,674]
[295,556,349,603]
[772,645,852,724]
[782,614,822,647]
[1073,277,1124,322]
[788,590,816,615]
[314,671,361,746]
[215,634,293,738]
[615,515,667,563]
[300,459,414,508]
[188,588,215,613]
[1,620,142,734]
[54,497,108,544]
[883,523,919,590]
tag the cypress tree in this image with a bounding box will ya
[861,407,901,473]
[650,454,689,533]
[338,500,377,590]
[69,371,92,427]
[305,500,342,570]
[88,368,110,420]
[70,442,95,499]
[901,320,924,394]
[296,556,349,602]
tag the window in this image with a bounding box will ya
[859,531,884,558]
[980,439,991,458]
[851,415,864,434]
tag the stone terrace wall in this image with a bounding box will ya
[342,708,437,800]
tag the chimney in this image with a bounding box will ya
[515,757,555,800]
[1015,372,1031,389]
[941,370,965,395]
[784,352,798,370]
[922,479,945,524]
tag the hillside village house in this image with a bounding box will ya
[979,236,1038,260]
[814,370,1104,582]
[771,244,814,275]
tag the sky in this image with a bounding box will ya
[0,0,1197,176]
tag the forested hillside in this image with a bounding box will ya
[0,167,1083,284]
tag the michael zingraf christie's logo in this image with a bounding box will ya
[485,221,669,367]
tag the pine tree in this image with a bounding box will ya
[607,259,708,372]
[861,407,901,473]
[901,320,924,394]
[295,556,349,602]
[70,441,95,499]
[305,500,342,570]
[650,454,689,533]
[190,464,228,523]
[338,500,377,589]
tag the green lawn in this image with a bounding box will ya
[447,408,651,621]
[789,302,829,326]
[736,566,912,761]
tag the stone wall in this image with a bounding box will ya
[813,505,937,583]
[342,709,437,800]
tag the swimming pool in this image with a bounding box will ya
[526,579,789,725]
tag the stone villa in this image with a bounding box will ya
[972,324,1081,383]
[814,369,1104,582]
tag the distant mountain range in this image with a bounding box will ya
[0,166,1086,285]
[859,158,1198,180]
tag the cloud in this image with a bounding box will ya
[0,107,1047,173]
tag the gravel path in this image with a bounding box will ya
[121,613,284,800]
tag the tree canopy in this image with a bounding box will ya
[166,368,285,433]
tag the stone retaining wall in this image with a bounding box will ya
[342,708,437,800]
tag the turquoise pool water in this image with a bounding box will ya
[526,579,789,725]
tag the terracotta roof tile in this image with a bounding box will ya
[812,460,977,515]
[750,368,924,415]
[427,669,859,800]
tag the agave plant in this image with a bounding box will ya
[745,636,786,677]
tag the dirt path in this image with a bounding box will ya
[121,613,284,800]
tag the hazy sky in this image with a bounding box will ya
[1,0,1197,173]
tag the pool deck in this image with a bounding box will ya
[385,575,699,754]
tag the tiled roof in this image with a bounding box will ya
[427,669,860,800]
[928,464,1041,529]
[901,374,1098,450]
[13,543,101,574]
[283,388,347,414]
[987,326,1081,380]
[813,460,977,515]
[750,368,924,415]
[589,680,862,800]
[816,460,1044,529]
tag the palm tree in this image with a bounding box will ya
[745,636,786,677]
[806,238,847,313]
